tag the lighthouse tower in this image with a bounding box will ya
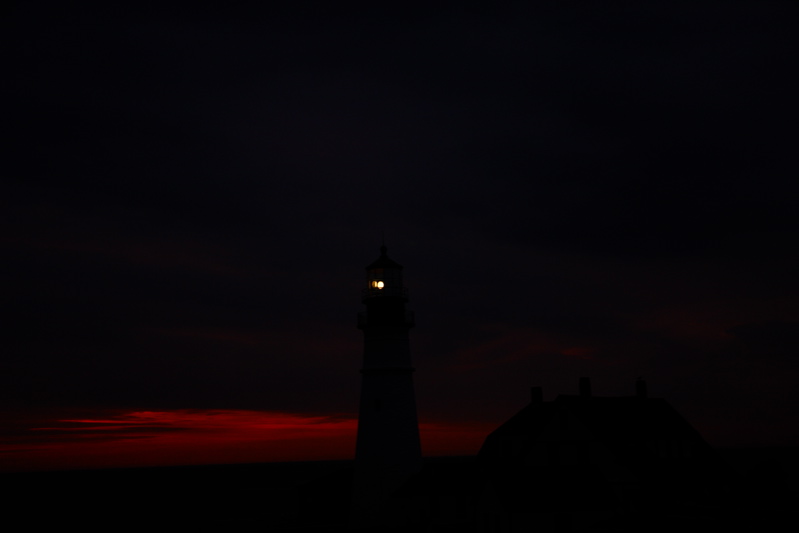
[352,245,421,524]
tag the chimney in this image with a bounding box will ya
[579,377,591,399]
[636,377,648,398]
[530,386,543,405]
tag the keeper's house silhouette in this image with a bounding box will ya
[474,379,730,531]
[392,377,733,532]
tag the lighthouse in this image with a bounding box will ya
[352,245,421,524]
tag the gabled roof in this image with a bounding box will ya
[482,394,708,444]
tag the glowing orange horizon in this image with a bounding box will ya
[0,408,494,472]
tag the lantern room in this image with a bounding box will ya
[363,245,407,301]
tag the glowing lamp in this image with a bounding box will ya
[363,245,406,301]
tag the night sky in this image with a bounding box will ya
[4,1,799,471]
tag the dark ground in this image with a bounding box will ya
[3,448,796,532]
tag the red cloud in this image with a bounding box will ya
[1,409,495,472]
[1,409,358,472]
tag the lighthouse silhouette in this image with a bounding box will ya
[351,245,422,526]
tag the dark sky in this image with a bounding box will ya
[3,1,799,468]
